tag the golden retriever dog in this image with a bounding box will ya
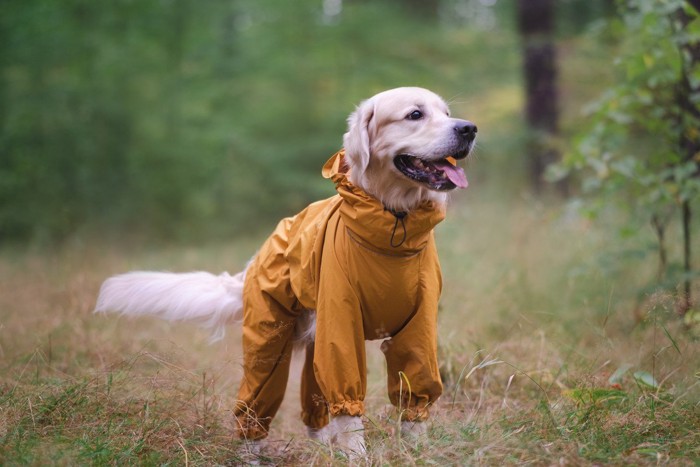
[95,87,476,458]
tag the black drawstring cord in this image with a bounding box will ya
[389,209,407,248]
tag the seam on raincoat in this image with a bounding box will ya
[345,226,424,258]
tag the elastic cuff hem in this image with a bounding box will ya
[329,400,364,417]
[302,410,330,429]
[234,404,270,440]
[398,405,430,422]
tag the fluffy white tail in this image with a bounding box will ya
[94,270,246,342]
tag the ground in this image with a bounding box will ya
[1,193,699,465]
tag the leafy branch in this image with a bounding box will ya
[551,0,700,316]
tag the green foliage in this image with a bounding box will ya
[551,0,700,302]
[553,0,700,216]
[0,0,518,244]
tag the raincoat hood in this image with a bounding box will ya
[322,150,446,255]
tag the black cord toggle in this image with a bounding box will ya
[389,209,407,248]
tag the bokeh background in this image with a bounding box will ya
[1,0,612,244]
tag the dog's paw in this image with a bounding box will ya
[400,420,428,441]
[330,415,366,458]
[307,424,333,444]
[239,439,262,465]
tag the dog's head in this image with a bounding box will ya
[343,87,476,211]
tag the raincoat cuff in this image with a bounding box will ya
[302,410,330,429]
[234,403,271,440]
[398,405,430,422]
[235,419,270,440]
[329,400,365,417]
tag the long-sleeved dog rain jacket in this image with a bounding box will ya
[234,150,445,439]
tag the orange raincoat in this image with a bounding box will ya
[234,150,445,439]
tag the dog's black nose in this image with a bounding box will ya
[455,121,478,140]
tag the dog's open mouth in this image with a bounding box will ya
[394,153,468,191]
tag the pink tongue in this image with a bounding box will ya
[433,160,468,188]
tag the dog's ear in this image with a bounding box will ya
[343,97,375,176]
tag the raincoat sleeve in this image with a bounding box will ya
[312,216,367,418]
[380,237,443,421]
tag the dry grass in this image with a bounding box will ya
[1,195,699,465]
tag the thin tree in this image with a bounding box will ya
[675,0,700,314]
[517,0,564,194]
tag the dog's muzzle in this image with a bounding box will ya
[393,119,476,191]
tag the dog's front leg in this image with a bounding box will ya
[306,424,333,444]
[312,263,369,457]
[330,415,366,457]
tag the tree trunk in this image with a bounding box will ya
[219,1,239,75]
[675,1,700,315]
[398,0,439,18]
[517,0,565,194]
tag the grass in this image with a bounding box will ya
[1,191,699,466]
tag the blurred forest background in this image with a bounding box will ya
[1,0,618,244]
[2,1,700,464]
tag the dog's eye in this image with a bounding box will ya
[407,110,423,120]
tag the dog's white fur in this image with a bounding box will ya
[95,87,475,456]
[95,270,246,343]
[345,87,470,212]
